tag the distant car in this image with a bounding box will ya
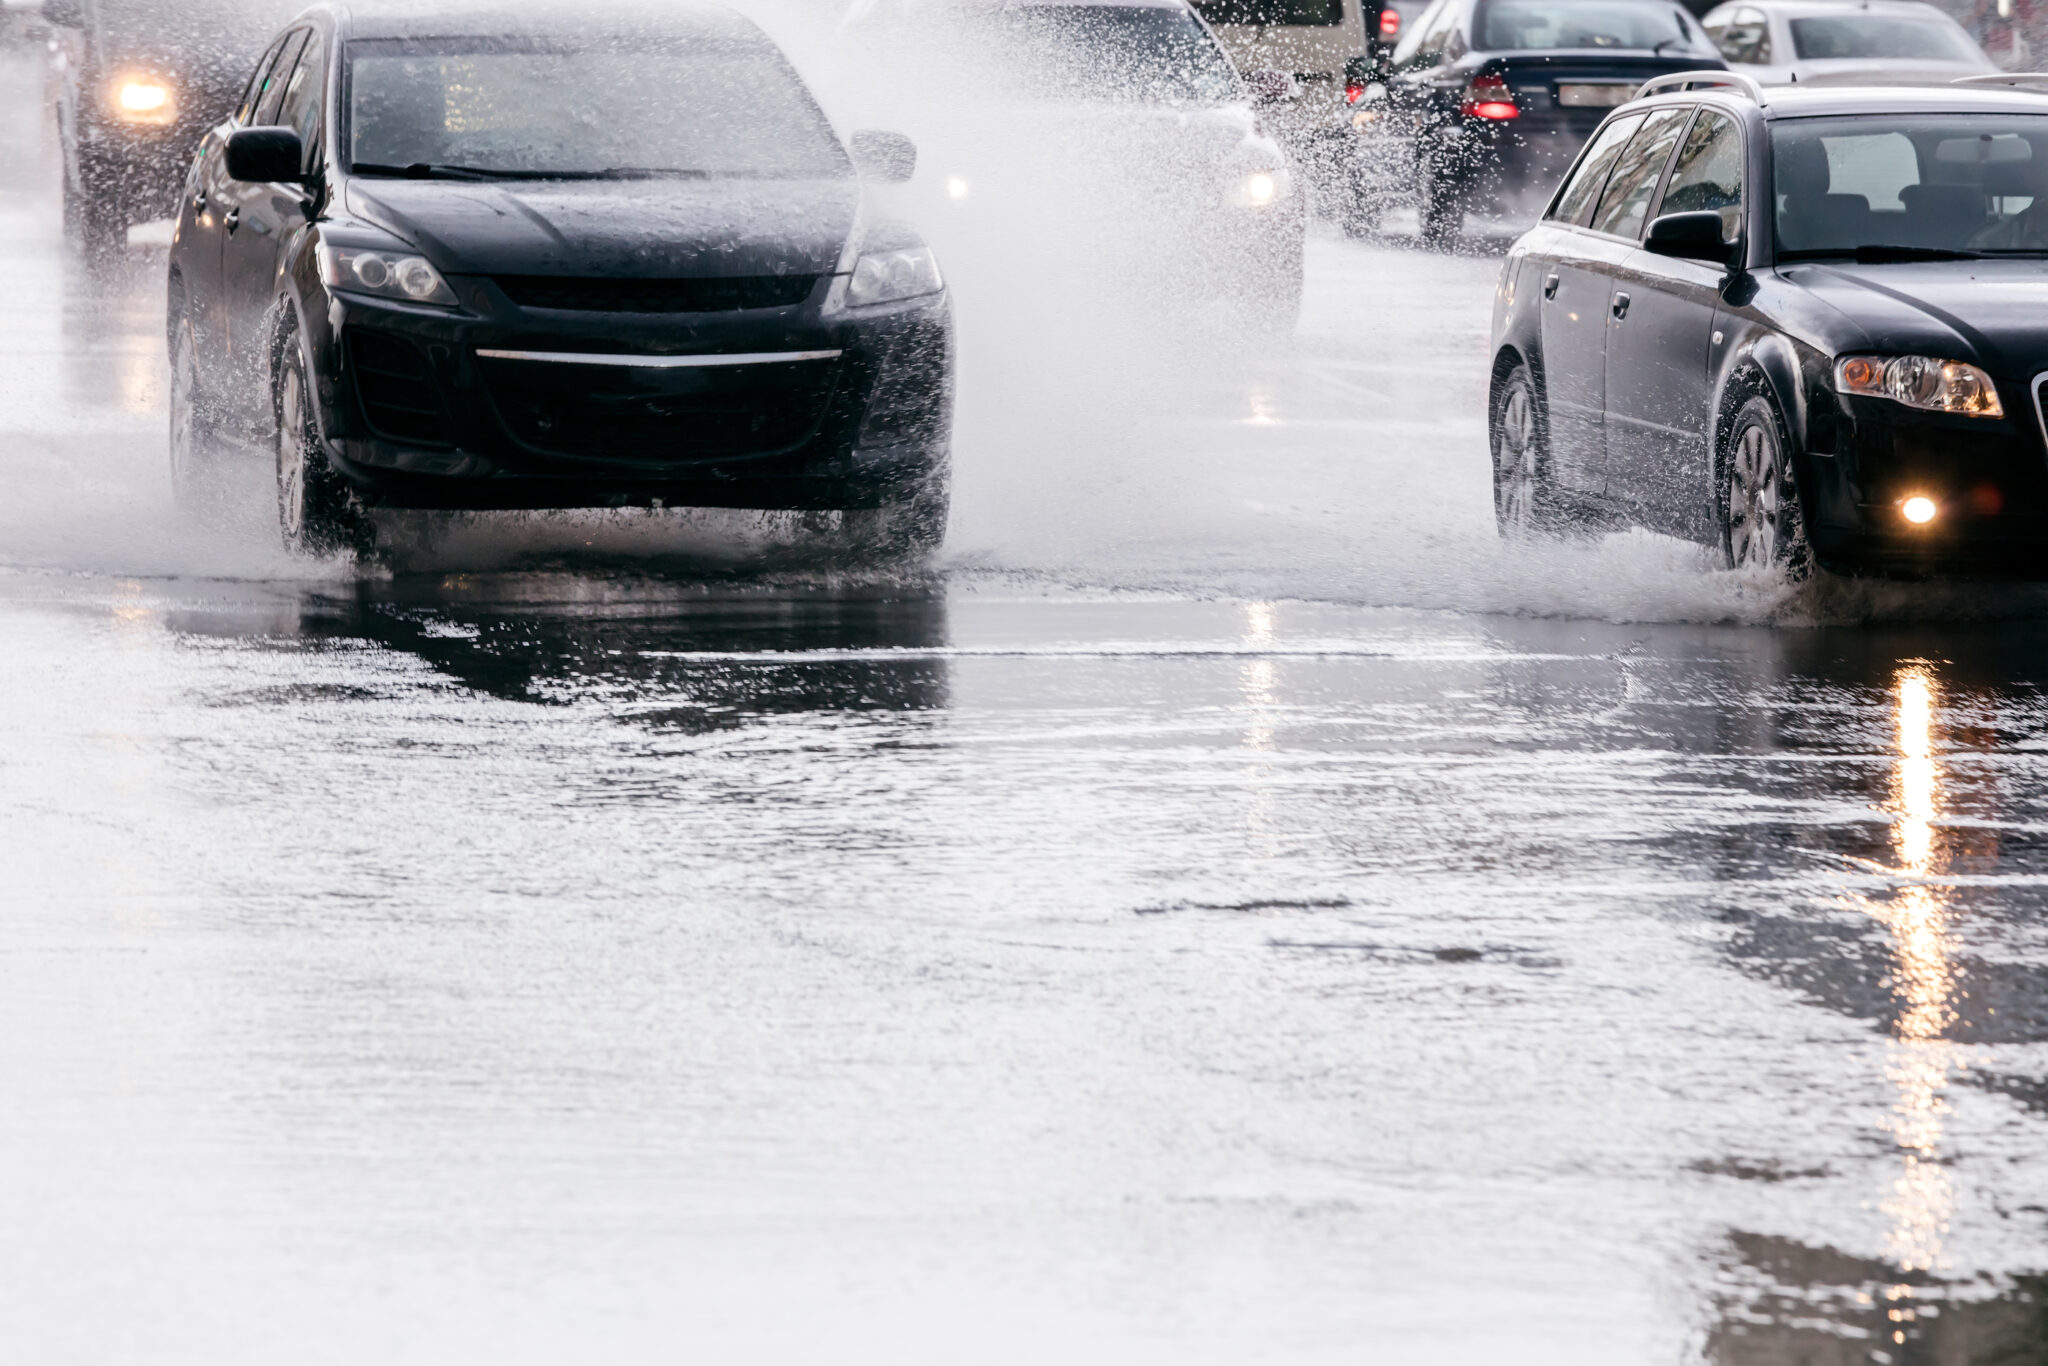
[834,0,1307,328]
[166,1,954,558]
[42,0,293,255]
[1362,0,1727,243]
[1700,0,1997,86]
[1489,73,2048,577]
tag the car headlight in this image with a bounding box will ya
[317,243,457,307]
[846,246,943,307]
[1226,168,1290,209]
[110,76,173,123]
[1835,354,2003,418]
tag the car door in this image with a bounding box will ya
[1605,108,1745,536]
[1530,111,1644,497]
[218,25,307,392]
[176,32,287,354]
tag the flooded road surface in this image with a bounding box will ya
[4,46,2048,1366]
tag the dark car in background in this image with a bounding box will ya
[1353,0,1725,242]
[43,0,293,254]
[1489,74,2048,578]
[167,2,954,558]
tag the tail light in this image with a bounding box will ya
[1345,81,1366,104]
[1378,7,1401,37]
[1460,72,1519,120]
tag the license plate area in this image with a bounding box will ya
[1557,82,1639,108]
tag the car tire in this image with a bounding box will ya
[1339,169,1383,239]
[1718,393,1811,579]
[1490,361,1564,538]
[274,326,363,556]
[841,463,951,564]
[1418,159,1464,250]
[168,319,231,517]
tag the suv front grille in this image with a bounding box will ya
[346,330,451,446]
[495,274,819,313]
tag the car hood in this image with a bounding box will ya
[1781,259,2048,377]
[343,176,861,279]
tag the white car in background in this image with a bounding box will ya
[1701,0,1997,85]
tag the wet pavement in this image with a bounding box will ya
[4,42,2048,1366]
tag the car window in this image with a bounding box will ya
[1706,6,1770,64]
[235,33,289,125]
[1549,113,1646,224]
[275,30,327,170]
[254,28,306,125]
[1191,0,1342,28]
[348,35,851,179]
[1772,115,2048,255]
[1475,0,1708,53]
[1789,16,1981,64]
[1590,106,1689,238]
[1393,0,1462,68]
[1655,108,1743,238]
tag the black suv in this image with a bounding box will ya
[1490,73,2048,577]
[1358,0,1723,242]
[44,0,292,255]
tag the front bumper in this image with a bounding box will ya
[1803,387,2048,577]
[309,280,952,512]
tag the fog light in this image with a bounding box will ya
[1902,496,1938,525]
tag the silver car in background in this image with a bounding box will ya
[1700,0,1997,85]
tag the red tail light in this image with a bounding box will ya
[1460,72,1519,120]
[1345,81,1366,103]
[1378,7,1401,36]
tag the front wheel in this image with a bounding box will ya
[1719,394,1811,579]
[274,332,363,556]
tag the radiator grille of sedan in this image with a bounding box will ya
[478,353,842,464]
[494,274,819,313]
[346,330,452,446]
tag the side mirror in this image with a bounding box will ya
[849,129,916,183]
[42,0,84,27]
[1247,69,1300,104]
[1646,210,1740,269]
[225,126,307,185]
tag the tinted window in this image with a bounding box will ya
[1590,106,1688,238]
[1789,17,1981,63]
[1392,0,1462,67]
[987,6,1243,103]
[1549,112,1645,224]
[1772,115,2048,254]
[1657,109,1742,238]
[346,35,849,178]
[253,29,305,124]
[275,31,326,169]
[1476,0,1707,52]
[1192,0,1341,27]
[235,34,288,124]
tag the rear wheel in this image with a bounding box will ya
[1418,159,1465,250]
[274,330,363,556]
[1491,362,1562,538]
[1719,394,1811,579]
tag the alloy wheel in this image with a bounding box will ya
[1494,379,1538,533]
[276,363,307,546]
[1727,420,1783,570]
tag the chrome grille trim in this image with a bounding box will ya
[475,349,842,369]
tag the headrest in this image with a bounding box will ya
[1776,139,1832,194]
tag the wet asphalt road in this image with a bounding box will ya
[5,43,2048,1366]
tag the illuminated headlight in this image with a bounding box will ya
[1835,354,2003,418]
[1226,168,1289,209]
[111,77,173,121]
[316,243,457,306]
[846,246,943,307]
[944,175,971,201]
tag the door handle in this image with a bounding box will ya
[224,208,240,234]
[191,189,206,214]
[1543,273,1560,300]
[1611,291,1631,320]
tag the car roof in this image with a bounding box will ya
[1713,0,1963,14]
[1634,81,2048,120]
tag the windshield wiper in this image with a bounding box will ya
[350,162,512,181]
[1779,245,1985,263]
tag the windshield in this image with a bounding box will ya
[344,36,849,179]
[1475,0,1709,51]
[1190,0,1342,28]
[1789,16,1982,63]
[985,6,1244,103]
[1774,116,2048,256]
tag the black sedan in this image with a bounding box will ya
[1362,0,1724,243]
[167,2,952,557]
[1489,74,2048,577]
